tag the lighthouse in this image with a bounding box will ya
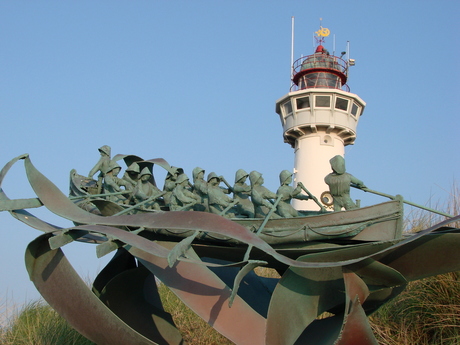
[275,25,366,210]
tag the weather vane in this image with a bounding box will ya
[315,18,330,45]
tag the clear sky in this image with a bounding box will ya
[0,1,459,309]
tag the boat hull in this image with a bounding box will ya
[70,170,403,246]
[144,200,403,246]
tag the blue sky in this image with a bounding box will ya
[1,1,459,308]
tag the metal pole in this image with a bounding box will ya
[220,176,233,192]
[351,185,454,218]
[291,16,295,89]
[298,182,327,212]
[113,191,166,216]
[333,34,336,56]
[243,195,282,261]
[69,190,131,201]
[219,200,238,216]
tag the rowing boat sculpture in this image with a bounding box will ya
[1,153,460,345]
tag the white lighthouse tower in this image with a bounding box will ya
[275,25,366,210]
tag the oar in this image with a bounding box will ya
[220,176,234,193]
[175,201,197,211]
[169,199,238,267]
[351,184,453,218]
[243,195,282,261]
[69,190,132,201]
[297,182,327,212]
[219,200,238,216]
[113,191,166,216]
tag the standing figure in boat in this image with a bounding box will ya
[276,170,310,217]
[232,169,254,218]
[122,162,140,189]
[207,172,236,218]
[133,167,162,210]
[170,174,200,211]
[163,167,184,208]
[192,167,209,212]
[103,161,132,204]
[249,171,279,219]
[88,145,111,194]
[324,155,365,211]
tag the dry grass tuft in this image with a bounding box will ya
[158,283,234,344]
[0,300,94,345]
[371,272,460,345]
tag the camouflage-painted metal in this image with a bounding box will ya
[1,154,460,345]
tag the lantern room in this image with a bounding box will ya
[291,45,349,91]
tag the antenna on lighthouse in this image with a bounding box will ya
[347,41,355,66]
[291,16,295,89]
[333,34,336,56]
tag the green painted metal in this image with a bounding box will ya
[352,184,454,218]
[69,190,132,201]
[113,191,166,216]
[243,194,283,261]
[0,198,42,211]
[297,182,326,212]
[1,153,460,345]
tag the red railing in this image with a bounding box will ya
[290,53,350,92]
[292,53,348,76]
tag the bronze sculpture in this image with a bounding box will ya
[133,167,162,210]
[192,166,209,212]
[88,145,112,194]
[325,155,366,211]
[163,167,183,209]
[122,162,140,189]
[276,170,310,217]
[249,171,280,219]
[1,153,459,345]
[170,173,199,211]
[102,161,131,204]
[233,169,254,218]
[207,172,236,218]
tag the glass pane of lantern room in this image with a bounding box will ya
[335,97,349,111]
[283,100,293,115]
[315,95,331,107]
[296,97,310,109]
[351,103,359,116]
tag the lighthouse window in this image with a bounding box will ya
[335,97,349,111]
[351,103,359,116]
[283,100,293,115]
[296,97,310,109]
[315,95,331,108]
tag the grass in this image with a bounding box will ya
[370,272,460,345]
[0,300,94,345]
[156,267,280,344]
[158,283,234,345]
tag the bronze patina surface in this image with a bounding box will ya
[1,154,460,345]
